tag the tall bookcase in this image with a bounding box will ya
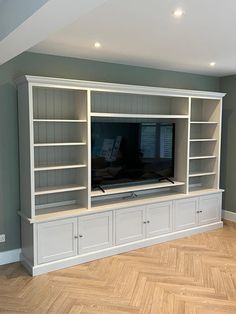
[18,83,90,219]
[188,98,222,192]
[17,76,225,276]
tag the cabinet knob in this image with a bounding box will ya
[147,220,150,224]
[79,235,83,238]
[143,221,147,224]
[199,210,203,213]
[74,235,78,239]
[196,211,200,214]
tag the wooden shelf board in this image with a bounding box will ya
[34,142,86,147]
[91,181,185,197]
[189,156,216,160]
[190,139,217,142]
[35,184,87,195]
[189,187,224,194]
[33,119,87,123]
[34,164,86,171]
[188,172,216,178]
[90,112,189,119]
[190,121,218,124]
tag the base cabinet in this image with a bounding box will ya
[174,193,221,231]
[115,206,146,245]
[146,201,172,238]
[26,192,222,275]
[199,194,221,225]
[173,198,198,231]
[78,212,113,254]
[37,218,78,264]
[115,201,173,244]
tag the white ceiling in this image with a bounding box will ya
[30,0,236,76]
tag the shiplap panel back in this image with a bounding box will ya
[33,87,87,120]
[189,142,217,157]
[191,99,220,122]
[91,92,188,115]
[33,122,86,144]
[34,146,86,167]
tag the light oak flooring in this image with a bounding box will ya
[0,220,236,314]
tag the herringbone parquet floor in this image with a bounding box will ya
[0,220,236,314]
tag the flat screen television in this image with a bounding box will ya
[91,121,175,189]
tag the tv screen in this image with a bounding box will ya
[91,121,175,189]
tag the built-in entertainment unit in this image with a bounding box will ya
[91,122,175,189]
[17,75,225,276]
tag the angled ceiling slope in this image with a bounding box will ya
[0,0,108,65]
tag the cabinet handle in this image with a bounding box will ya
[147,220,150,224]
[74,235,78,239]
[196,211,200,214]
[79,235,83,238]
[199,210,203,213]
[143,221,147,224]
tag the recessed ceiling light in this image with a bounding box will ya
[94,42,101,48]
[209,62,216,67]
[173,8,184,18]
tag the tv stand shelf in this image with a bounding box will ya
[16,75,225,276]
[91,181,185,197]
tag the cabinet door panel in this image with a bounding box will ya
[173,198,198,231]
[146,201,172,238]
[199,193,221,225]
[115,206,145,245]
[37,218,77,264]
[78,212,113,254]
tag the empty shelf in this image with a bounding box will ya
[190,121,218,124]
[33,119,87,123]
[34,164,87,171]
[34,142,86,147]
[189,156,216,160]
[35,184,87,195]
[91,112,189,119]
[189,172,216,178]
[190,139,217,142]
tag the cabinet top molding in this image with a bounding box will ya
[16,75,226,99]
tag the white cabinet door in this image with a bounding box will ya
[115,206,146,245]
[37,218,77,264]
[146,201,172,238]
[198,193,221,225]
[173,197,198,231]
[78,211,113,254]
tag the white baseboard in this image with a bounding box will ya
[0,249,21,266]
[222,210,236,222]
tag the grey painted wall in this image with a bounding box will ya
[0,51,220,252]
[220,76,236,213]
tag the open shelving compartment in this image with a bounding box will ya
[91,91,189,118]
[188,97,221,193]
[32,86,89,216]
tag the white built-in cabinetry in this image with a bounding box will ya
[17,76,225,275]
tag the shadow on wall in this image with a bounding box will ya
[221,107,235,211]
[0,83,20,252]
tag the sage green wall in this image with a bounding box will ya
[220,76,236,213]
[0,51,220,252]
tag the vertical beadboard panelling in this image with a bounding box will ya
[33,87,87,120]
[91,92,189,116]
